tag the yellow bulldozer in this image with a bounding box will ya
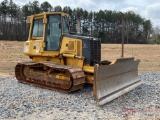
[15,12,141,105]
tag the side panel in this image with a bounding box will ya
[63,34,101,66]
[23,40,43,55]
[60,36,82,56]
[94,58,141,105]
[32,56,62,63]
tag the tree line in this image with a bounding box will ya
[0,0,152,43]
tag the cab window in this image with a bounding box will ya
[32,18,43,37]
[45,14,62,51]
[63,16,69,33]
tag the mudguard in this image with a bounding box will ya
[94,57,141,106]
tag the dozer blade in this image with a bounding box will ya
[94,57,141,106]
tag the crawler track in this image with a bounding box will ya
[15,61,85,92]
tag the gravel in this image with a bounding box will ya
[0,72,159,120]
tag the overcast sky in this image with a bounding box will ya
[1,0,160,27]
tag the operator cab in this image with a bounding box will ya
[30,12,69,51]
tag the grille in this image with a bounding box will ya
[90,39,101,65]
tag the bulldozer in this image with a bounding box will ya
[15,12,141,105]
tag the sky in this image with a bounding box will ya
[1,0,160,27]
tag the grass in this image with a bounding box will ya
[0,41,159,77]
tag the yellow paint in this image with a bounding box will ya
[66,57,84,68]
[55,73,70,81]
[24,12,96,85]
[23,40,43,56]
[41,51,59,57]
[62,53,75,58]
[32,57,62,64]
[83,66,94,73]
[86,75,94,84]
[60,36,82,56]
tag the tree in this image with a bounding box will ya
[8,0,18,18]
[41,1,53,12]
[54,5,62,12]
[0,0,9,20]
[88,11,93,35]
[143,20,152,43]
[63,6,72,15]
[0,0,9,40]
[22,4,32,17]
[31,1,41,14]
[0,2,153,43]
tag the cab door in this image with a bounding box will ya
[45,14,62,51]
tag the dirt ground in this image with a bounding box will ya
[0,41,159,77]
[101,44,160,72]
